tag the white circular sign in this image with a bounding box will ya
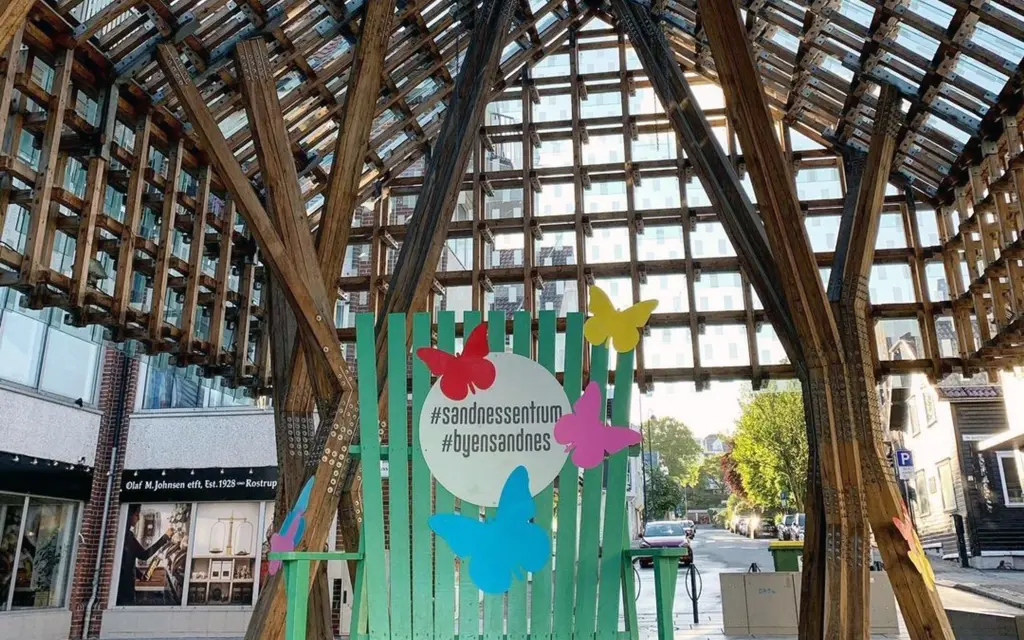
[420,352,571,507]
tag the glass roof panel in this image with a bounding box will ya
[908,0,956,30]
[893,23,940,61]
[953,55,1008,97]
[771,28,800,54]
[925,112,972,144]
[838,0,873,28]
[971,22,1024,67]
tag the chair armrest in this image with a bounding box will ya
[269,551,364,562]
[623,548,690,559]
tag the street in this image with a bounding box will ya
[632,528,1024,639]
[633,527,774,637]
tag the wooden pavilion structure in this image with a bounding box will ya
[1,0,1023,637]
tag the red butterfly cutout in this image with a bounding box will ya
[417,323,496,401]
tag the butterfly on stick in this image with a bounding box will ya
[416,323,496,401]
[268,476,314,576]
[583,285,658,353]
[554,381,642,469]
[429,466,550,594]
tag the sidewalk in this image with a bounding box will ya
[932,557,1024,610]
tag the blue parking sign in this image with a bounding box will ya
[895,449,914,480]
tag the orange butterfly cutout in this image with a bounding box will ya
[893,506,935,591]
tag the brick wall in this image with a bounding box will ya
[68,348,139,639]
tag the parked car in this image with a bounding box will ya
[756,519,777,539]
[778,514,797,540]
[789,513,806,541]
[735,517,750,536]
[680,519,696,538]
[637,520,693,568]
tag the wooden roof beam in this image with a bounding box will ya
[156,43,349,395]
[701,3,958,640]
[834,81,957,637]
[252,2,398,616]
[235,38,352,406]
[165,40,367,640]
[698,1,866,637]
[0,0,33,53]
[610,0,801,364]
[315,0,400,285]
[373,0,518,371]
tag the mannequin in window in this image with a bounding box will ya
[117,504,172,606]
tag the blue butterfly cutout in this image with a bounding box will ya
[282,476,315,542]
[429,465,551,594]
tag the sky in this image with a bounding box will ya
[629,380,751,438]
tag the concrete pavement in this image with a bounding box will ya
[631,528,1024,639]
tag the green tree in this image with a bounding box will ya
[681,454,730,510]
[644,463,683,521]
[731,385,808,511]
[642,416,702,485]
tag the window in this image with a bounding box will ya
[997,452,1024,507]
[923,392,937,426]
[908,397,920,436]
[937,460,956,511]
[117,501,271,607]
[0,290,102,404]
[0,493,79,611]
[187,503,260,605]
[913,471,931,517]
[137,355,258,410]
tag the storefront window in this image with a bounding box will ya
[117,503,192,606]
[0,494,24,608]
[0,494,78,611]
[116,500,272,608]
[11,499,77,608]
[188,503,259,605]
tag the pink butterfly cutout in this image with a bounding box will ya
[267,517,301,576]
[267,477,313,576]
[554,382,642,469]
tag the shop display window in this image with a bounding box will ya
[116,501,271,608]
[0,493,79,611]
[187,503,258,606]
[117,503,192,607]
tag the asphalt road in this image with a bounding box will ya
[632,526,774,635]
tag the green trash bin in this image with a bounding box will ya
[768,540,803,571]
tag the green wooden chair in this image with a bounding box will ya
[272,310,686,640]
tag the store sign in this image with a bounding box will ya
[0,451,92,501]
[419,351,571,507]
[121,467,279,502]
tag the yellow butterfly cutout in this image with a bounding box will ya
[583,286,659,353]
[893,507,935,592]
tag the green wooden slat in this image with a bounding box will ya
[552,313,585,640]
[411,313,435,640]
[573,344,610,640]
[506,310,533,640]
[529,310,557,640]
[619,517,639,640]
[283,559,310,640]
[597,349,636,639]
[388,313,413,640]
[434,312,458,640]
[349,552,367,639]
[456,310,482,640]
[355,313,391,640]
[483,311,507,640]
